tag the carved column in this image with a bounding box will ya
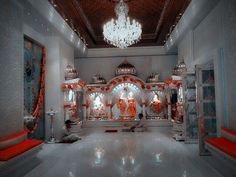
[141,97,146,120]
[107,94,112,119]
[82,90,87,121]
[166,89,171,120]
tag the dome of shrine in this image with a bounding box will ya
[116,60,137,76]
[65,65,79,80]
[172,60,187,76]
[178,60,187,74]
[91,74,107,84]
[146,73,159,83]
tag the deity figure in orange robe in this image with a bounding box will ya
[117,98,127,115]
[127,97,136,118]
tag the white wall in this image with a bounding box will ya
[45,37,74,139]
[223,0,236,131]
[23,0,87,56]
[178,31,194,72]
[0,0,24,138]
[178,0,236,131]
[22,2,76,139]
[75,47,177,84]
[0,0,77,139]
[23,9,76,140]
[23,25,74,140]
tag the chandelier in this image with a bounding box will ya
[103,0,142,49]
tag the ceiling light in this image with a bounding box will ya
[103,0,142,49]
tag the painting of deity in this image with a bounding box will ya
[24,37,45,139]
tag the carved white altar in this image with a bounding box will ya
[82,61,169,122]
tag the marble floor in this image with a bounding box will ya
[8,128,236,177]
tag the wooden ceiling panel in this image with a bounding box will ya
[79,0,117,36]
[155,0,191,45]
[50,0,191,48]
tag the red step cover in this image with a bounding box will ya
[221,127,236,136]
[0,139,43,161]
[205,137,236,159]
[0,130,28,142]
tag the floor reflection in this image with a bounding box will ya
[93,147,105,166]
[22,128,233,177]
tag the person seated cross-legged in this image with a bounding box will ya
[130,113,145,132]
[61,120,81,143]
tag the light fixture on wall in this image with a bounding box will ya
[103,0,142,49]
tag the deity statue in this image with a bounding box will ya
[117,90,137,118]
[92,95,106,118]
[151,95,161,111]
[127,92,136,118]
[94,96,103,110]
[117,93,127,115]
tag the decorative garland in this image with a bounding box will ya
[61,81,86,90]
[165,78,182,86]
[86,75,165,92]
[30,48,46,133]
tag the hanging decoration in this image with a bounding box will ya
[24,37,46,135]
[62,81,86,90]
[31,48,46,133]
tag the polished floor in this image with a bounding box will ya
[11,128,236,177]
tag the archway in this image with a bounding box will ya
[110,82,144,120]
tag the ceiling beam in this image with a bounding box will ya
[73,0,97,42]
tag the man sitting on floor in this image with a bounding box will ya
[61,120,81,143]
[130,113,145,132]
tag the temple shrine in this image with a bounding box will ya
[1,0,236,177]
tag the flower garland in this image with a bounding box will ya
[61,81,86,90]
[165,78,182,87]
[86,75,165,92]
[30,48,46,133]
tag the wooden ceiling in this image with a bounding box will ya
[49,0,191,48]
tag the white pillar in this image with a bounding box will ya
[141,98,146,120]
[107,94,112,119]
[167,91,171,120]
[82,91,87,121]
[142,104,146,119]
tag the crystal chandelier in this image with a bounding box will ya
[103,0,142,49]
